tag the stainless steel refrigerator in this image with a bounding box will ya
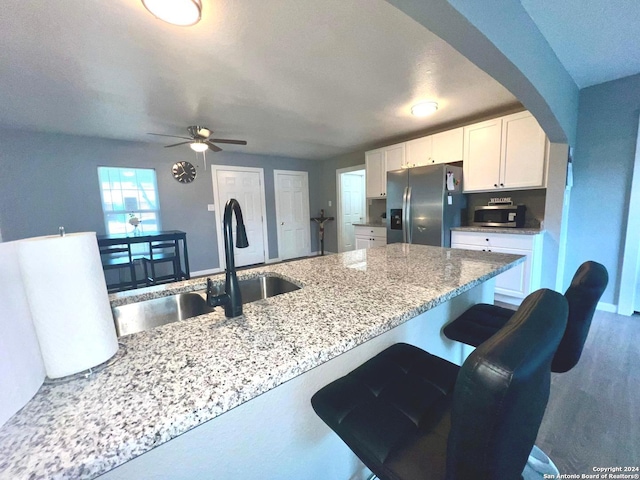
[386,164,466,247]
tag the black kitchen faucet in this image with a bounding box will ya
[206,198,249,318]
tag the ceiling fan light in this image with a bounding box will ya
[190,141,209,152]
[411,101,439,117]
[142,0,202,27]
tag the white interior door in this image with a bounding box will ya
[340,171,365,252]
[274,170,311,261]
[213,167,267,268]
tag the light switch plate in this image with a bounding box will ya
[207,204,215,211]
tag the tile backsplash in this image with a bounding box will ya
[365,189,546,228]
[367,198,387,225]
[465,189,546,228]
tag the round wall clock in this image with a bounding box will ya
[171,161,197,184]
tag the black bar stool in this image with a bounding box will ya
[141,239,183,285]
[312,289,568,480]
[443,261,608,372]
[99,243,138,292]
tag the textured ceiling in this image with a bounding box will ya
[0,0,519,160]
[521,0,640,88]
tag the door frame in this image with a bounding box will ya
[211,165,269,270]
[618,114,640,315]
[273,170,311,261]
[336,164,366,253]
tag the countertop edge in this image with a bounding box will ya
[451,226,545,235]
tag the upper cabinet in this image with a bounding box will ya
[405,127,463,168]
[463,111,547,193]
[365,143,406,198]
[384,143,405,172]
[365,110,546,197]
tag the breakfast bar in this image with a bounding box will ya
[0,244,523,480]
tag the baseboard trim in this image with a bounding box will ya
[190,267,223,278]
[596,301,617,313]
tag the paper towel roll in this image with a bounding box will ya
[18,232,119,379]
[0,241,46,427]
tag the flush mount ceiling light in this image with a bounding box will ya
[142,0,202,26]
[411,102,439,117]
[190,140,209,152]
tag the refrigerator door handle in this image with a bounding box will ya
[406,186,413,244]
[402,187,409,243]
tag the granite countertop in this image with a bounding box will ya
[353,222,386,228]
[451,226,545,235]
[0,244,523,480]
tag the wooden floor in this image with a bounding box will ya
[535,310,640,474]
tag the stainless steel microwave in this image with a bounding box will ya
[473,204,526,228]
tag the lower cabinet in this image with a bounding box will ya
[355,226,387,250]
[451,230,543,305]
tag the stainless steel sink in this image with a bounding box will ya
[112,275,300,336]
[206,275,301,304]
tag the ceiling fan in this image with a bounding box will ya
[147,126,247,152]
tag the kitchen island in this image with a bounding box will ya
[0,244,523,480]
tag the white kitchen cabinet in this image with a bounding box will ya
[450,230,543,305]
[431,127,464,164]
[365,143,406,198]
[406,136,432,168]
[365,150,385,198]
[405,127,464,168]
[462,111,547,193]
[354,226,387,249]
[385,143,406,172]
[501,111,547,189]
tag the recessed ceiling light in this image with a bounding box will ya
[142,0,202,27]
[411,102,439,117]
[190,141,208,152]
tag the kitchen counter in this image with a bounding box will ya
[0,244,523,480]
[451,226,545,235]
[353,222,386,228]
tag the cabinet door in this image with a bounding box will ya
[385,143,406,172]
[355,236,372,249]
[365,150,385,198]
[406,136,432,168]
[371,236,386,248]
[501,112,547,189]
[490,246,531,299]
[431,127,463,164]
[463,118,502,192]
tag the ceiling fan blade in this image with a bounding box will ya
[164,141,191,148]
[210,139,247,145]
[204,141,223,152]
[148,133,192,140]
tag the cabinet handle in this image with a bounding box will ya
[494,184,498,188]
[488,249,492,252]
[485,238,489,242]
[500,183,504,187]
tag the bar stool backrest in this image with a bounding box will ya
[446,289,568,479]
[552,261,608,373]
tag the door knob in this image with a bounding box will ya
[281,222,284,225]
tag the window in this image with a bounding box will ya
[97,167,161,235]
